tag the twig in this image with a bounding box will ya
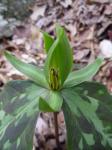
[53,112,60,148]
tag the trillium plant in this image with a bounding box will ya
[1,25,112,150]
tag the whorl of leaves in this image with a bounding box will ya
[1,25,112,150]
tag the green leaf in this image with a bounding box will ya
[4,51,48,88]
[39,97,54,112]
[62,88,112,150]
[86,96,112,148]
[62,101,96,150]
[74,81,112,107]
[62,102,76,150]
[75,81,112,133]
[48,91,63,111]
[43,32,54,53]
[63,58,103,88]
[39,89,63,112]
[56,24,63,37]
[44,25,73,86]
[63,101,97,150]
[0,80,47,150]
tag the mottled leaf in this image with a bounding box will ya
[0,80,47,150]
[74,81,112,107]
[62,88,112,150]
[62,102,76,150]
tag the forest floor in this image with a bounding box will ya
[0,0,112,149]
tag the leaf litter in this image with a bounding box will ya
[0,0,112,149]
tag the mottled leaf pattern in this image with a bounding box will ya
[0,80,47,150]
[62,102,76,150]
[74,81,112,107]
[62,88,112,150]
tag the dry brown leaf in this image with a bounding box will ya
[65,24,77,37]
[56,0,72,8]
[104,4,112,15]
[31,5,46,21]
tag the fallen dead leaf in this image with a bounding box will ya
[75,49,90,61]
[56,0,72,8]
[31,5,46,21]
[65,23,77,37]
[104,4,112,15]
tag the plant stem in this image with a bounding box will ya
[53,112,60,147]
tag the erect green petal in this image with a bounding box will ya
[43,32,54,53]
[4,51,48,88]
[0,80,47,150]
[44,25,73,87]
[63,58,103,88]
